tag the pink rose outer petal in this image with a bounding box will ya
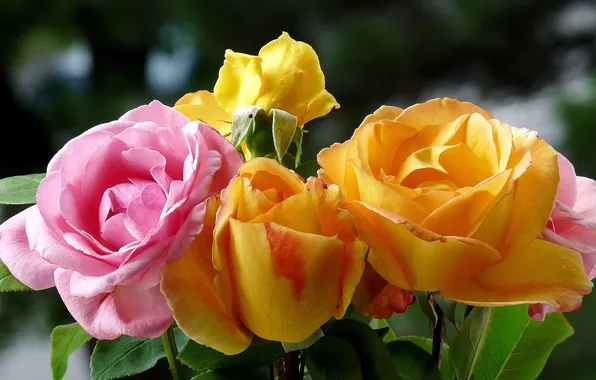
[55,268,173,339]
[0,206,57,290]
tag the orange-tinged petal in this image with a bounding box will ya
[352,163,428,224]
[350,201,501,291]
[214,51,262,116]
[174,90,232,136]
[502,130,559,256]
[391,114,469,174]
[334,238,367,319]
[420,170,512,237]
[413,189,459,214]
[490,119,513,172]
[440,239,592,311]
[395,145,451,184]
[361,105,403,125]
[240,158,304,197]
[465,113,498,175]
[227,220,347,343]
[471,190,514,249]
[439,143,493,187]
[395,98,493,130]
[250,191,321,234]
[161,196,252,355]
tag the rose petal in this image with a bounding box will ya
[0,206,57,290]
[55,268,172,339]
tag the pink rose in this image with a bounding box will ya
[529,153,596,320]
[0,101,242,339]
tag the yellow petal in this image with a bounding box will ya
[161,196,252,355]
[227,220,348,343]
[438,143,493,187]
[395,98,493,130]
[256,32,339,125]
[350,201,501,291]
[174,91,232,136]
[214,51,262,116]
[441,239,593,311]
[490,119,513,172]
[240,157,305,197]
[333,238,367,319]
[502,130,559,256]
[470,190,514,249]
[420,170,512,237]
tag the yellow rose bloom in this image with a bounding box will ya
[174,32,339,134]
[318,98,592,311]
[161,158,365,354]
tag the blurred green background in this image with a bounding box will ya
[1,0,595,379]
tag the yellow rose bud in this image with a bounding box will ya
[318,98,592,312]
[174,32,339,132]
[161,158,365,354]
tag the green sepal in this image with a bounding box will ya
[434,294,459,330]
[270,108,298,163]
[413,290,437,329]
[230,106,265,148]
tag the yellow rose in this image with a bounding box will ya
[161,158,365,354]
[318,98,592,311]
[174,32,339,134]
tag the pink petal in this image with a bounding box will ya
[574,177,596,221]
[555,153,577,208]
[126,197,161,236]
[27,206,114,276]
[55,268,173,339]
[68,238,171,297]
[528,304,554,321]
[119,100,190,128]
[101,214,137,248]
[0,206,57,290]
[195,122,243,191]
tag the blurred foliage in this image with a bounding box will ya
[0,0,595,378]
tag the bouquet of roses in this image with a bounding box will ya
[0,32,594,380]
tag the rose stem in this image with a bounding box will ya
[162,325,185,380]
[283,351,300,380]
[432,303,446,368]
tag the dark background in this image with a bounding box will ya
[1,0,595,378]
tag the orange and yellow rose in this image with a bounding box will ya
[318,98,592,312]
[174,32,339,137]
[161,158,365,354]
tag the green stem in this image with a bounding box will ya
[432,303,446,368]
[162,326,185,380]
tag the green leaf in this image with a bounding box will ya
[386,340,442,380]
[230,106,264,148]
[434,294,459,329]
[0,259,30,292]
[51,323,93,380]
[473,305,573,380]
[90,327,188,380]
[306,336,363,380]
[325,319,399,380]
[295,160,320,179]
[449,306,493,380]
[369,319,396,342]
[292,127,305,167]
[413,291,437,328]
[178,339,284,373]
[0,173,45,205]
[270,108,298,163]
[395,336,455,380]
[191,368,270,380]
